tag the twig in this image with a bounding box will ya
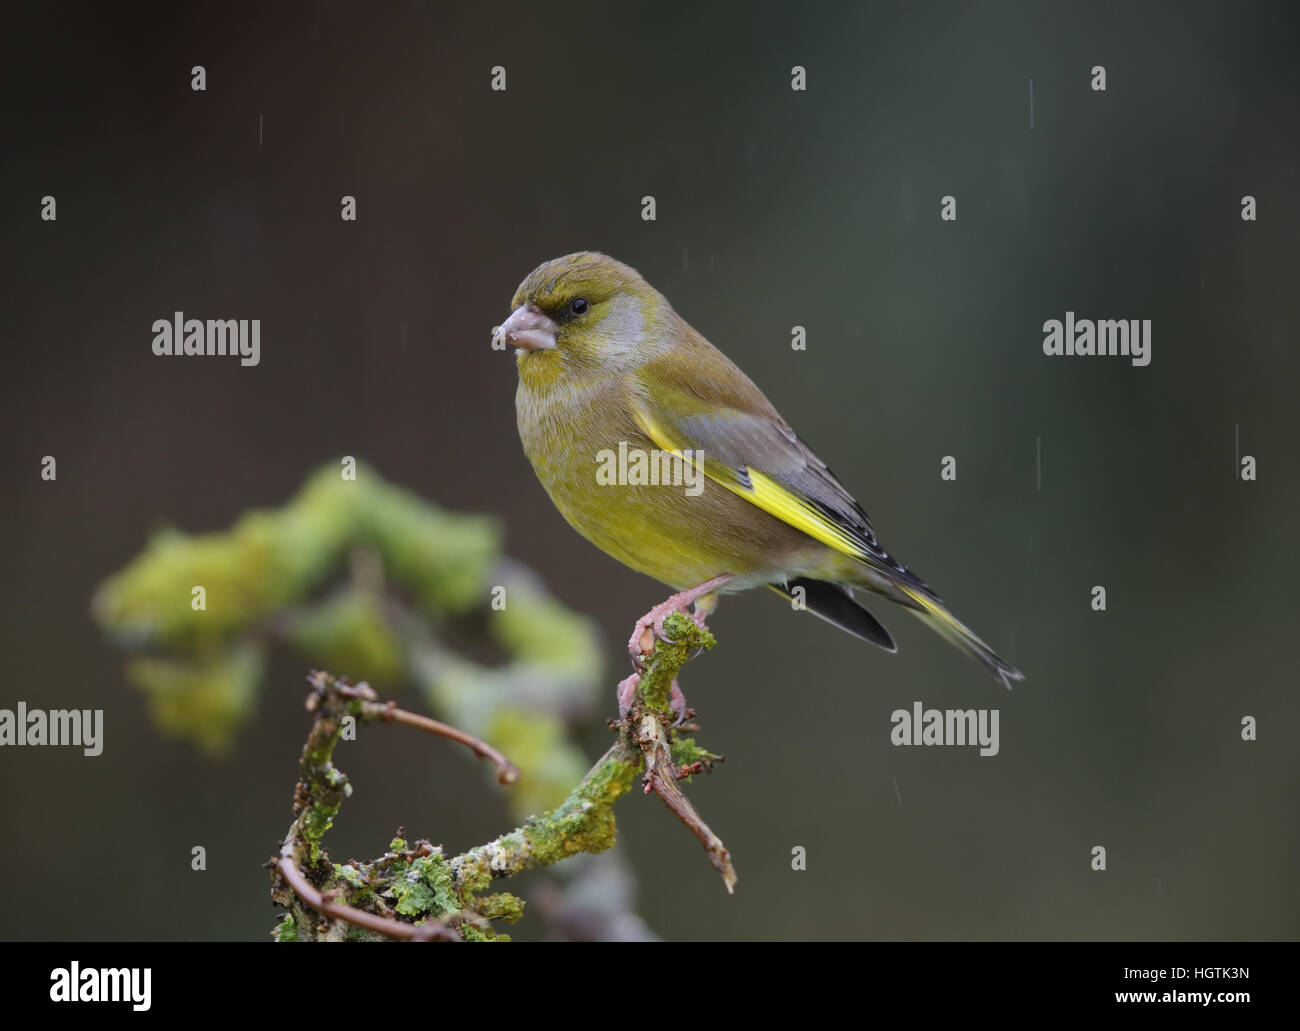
[363,699,520,784]
[636,714,737,893]
[622,611,737,893]
[306,673,520,782]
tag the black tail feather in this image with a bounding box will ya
[768,578,897,653]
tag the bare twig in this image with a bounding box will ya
[636,714,737,893]
[363,699,520,784]
[306,672,520,782]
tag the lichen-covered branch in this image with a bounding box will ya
[276,846,461,942]
[445,609,734,897]
[446,740,640,893]
[273,670,512,941]
[271,610,734,941]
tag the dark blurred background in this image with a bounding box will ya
[2,0,1297,941]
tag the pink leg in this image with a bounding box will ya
[617,672,690,726]
[616,673,640,718]
[627,573,735,667]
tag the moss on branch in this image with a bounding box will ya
[272,612,722,940]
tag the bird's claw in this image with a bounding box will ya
[668,680,690,727]
[628,604,707,666]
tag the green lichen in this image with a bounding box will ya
[392,868,439,916]
[386,851,462,919]
[449,746,641,903]
[273,915,299,942]
[530,751,640,855]
[453,859,494,899]
[302,800,343,860]
[668,737,722,783]
[331,863,373,905]
[637,612,714,714]
[477,892,525,923]
[414,853,461,916]
[461,924,509,942]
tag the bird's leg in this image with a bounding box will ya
[627,573,735,668]
[616,673,640,718]
[617,672,689,725]
[691,592,720,622]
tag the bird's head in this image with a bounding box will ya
[496,252,670,379]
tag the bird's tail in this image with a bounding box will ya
[896,584,1024,689]
[767,578,897,653]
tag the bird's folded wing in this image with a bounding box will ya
[631,377,935,598]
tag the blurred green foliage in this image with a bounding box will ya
[92,461,603,816]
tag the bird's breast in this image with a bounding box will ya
[515,370,826,590]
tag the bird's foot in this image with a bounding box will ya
[627,599,709,663]
[627,574,735,669]
[667,680,693,728]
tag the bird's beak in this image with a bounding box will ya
[495,304,558,352]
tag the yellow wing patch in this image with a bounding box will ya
[741,469,871,560]
[633,408,871,562]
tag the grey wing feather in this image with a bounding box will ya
[671,407,938,599]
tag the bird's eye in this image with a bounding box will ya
[570,297,588,315]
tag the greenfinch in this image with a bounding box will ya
[497,252,1022,689]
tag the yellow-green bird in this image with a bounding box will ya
[497,251,1023,690]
